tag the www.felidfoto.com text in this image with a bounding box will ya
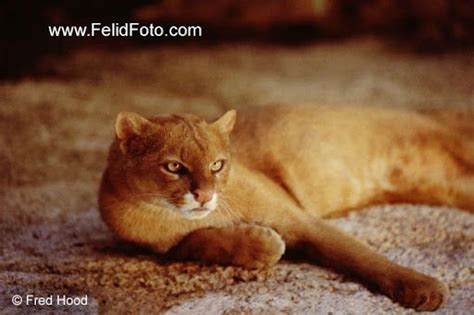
[48,22,203,38]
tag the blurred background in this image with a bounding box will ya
[1,1,474,313]
[1,0,474,78]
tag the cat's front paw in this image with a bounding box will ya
[233,226,285,269]
[381,270,449,311]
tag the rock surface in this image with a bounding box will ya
[1,38,473,314]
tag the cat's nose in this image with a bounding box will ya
[192,189,214,205]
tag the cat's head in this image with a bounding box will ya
[113,110,236,220]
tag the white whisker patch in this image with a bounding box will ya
[204,193,218,211]
[178,191,218,220]
[181,192,201,211]
[150,191,218,220]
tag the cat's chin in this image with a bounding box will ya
[179,208,212,220]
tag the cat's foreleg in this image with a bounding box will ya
[280,215,448,311]
[169,224,285,269]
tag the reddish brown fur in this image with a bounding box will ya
[99,104,473,311]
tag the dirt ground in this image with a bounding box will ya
[1,38,473,314]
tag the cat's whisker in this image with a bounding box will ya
[220,206,235,223]
[218,199,241,223]
[219,203,232,221]
[216,199,231,220]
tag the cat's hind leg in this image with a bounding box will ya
[384,133,474,213]
[169,224,285,269]
[426,117,474,212]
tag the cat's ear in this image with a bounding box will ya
[115,112,153,140]
[115,112,153,153]
[212,110,237,135]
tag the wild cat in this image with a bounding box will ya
[99,104,473,311]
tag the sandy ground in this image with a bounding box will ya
[1,38,473,314]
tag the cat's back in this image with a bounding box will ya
[231,104,435,162]
[230,104,448,216]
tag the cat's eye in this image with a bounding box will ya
[164,161,184,174]
[210,160,225,173]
